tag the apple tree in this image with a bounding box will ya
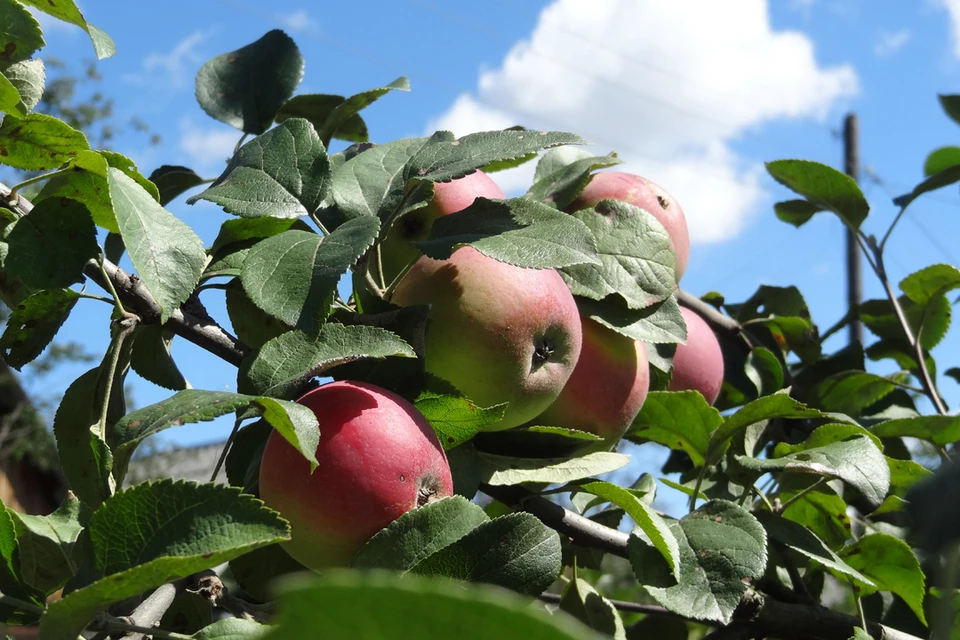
[0,6,957,640]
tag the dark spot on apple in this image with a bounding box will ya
[399,474,405,482]
[657,195,669,210]
[533,338,555,367]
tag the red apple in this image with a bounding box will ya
[568,171,690,283]
[391,247,582,431]
[533,316,650,445]
[379,170,506,284]
[668,307,724,405]
[258,380,453,570]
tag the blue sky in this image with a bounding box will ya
[17,1,960,459]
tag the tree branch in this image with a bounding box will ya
[118,577,192,640]
[0,182,249,368]
[676,288,748,346]
[486,484,923,640]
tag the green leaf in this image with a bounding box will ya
[110,168,206,323]
[534,147,595,183]
[939,94,960,126]
[417,196,600,269]
[924,146,960,177]
[765,160,868,229]
[410,513,562,596]
[16,0,115,59]
[276,94,369,143]
[195,29,304,134]
[266,570,601,640]
[478,451,629,486]
[773,199,823,227]
[860,295,951,351]
[632,501,766,624]
[887,457,932,498]
[414,390,507,450]
[778,475,852,550]
[813,371,897,416]
[238,324,415,398]
[577,294,687,345]
[353,496,489,571]
[0,0,43,65]
[527,152,622,209]
[130,324,189,391]
[900,263,960,306]
[313,77,409,146]
[626,391,723,466]
[53,367,124,508]
[225,278,292,350]
[894,163,960,209]
[755,511,870,585]
[0,70,23,117]
[240,217,378,333]
[560,200,675,308]
[405,129,589,184]
[4,197,98,289]
[9,495,83,594]
[111,390,319,484]
[558,576,626,640]
[773,422,883,455]
[839,533,926,624]
[188,119,329,219]
[0,288,79,369]
[0,507,44,624]
[192,618,270,639]
[870,415,960,448]
[0,112,88,170]
[737,434,889,505]
[705,390,854,466]
[576,480,679,578]
[2,58,45,115]
[330,136,430,221]
[35,151,156,233]
[149,165,206,206]
[209,216,303,257]
[39,480,289,640]
[191,618,270,640]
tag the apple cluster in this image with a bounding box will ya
[258,169,726,571]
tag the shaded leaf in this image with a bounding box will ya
[577,294,687,345]
[2,58,45,115]
[240,217,378,333]
[353,496,489,571]
[0,288,79,369]
[149,165,206,206]
[559,576,625,640]
[314,77,409,146]
[0,1,43,65]
[130,324,189,391]
[5,198,97,290]
[773,199,822,227]
[839,533,926,624]
[276,93,369,143]
[478,451,629,486]
[238,324,415,398]
[924,146,960,177]
[894,163,960,209]
[17,0,115,59]
[9,494,83,594]
[195,30,304,134]
[527,152,622,209]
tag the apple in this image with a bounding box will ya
[390,247,582,431]
[258,380,453,570]
[379,170,506,285]
[568,171,690,283]
[533,316,650,445]
[668,306,724,405]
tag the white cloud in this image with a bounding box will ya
[942,0,960,57]
[427,0,857,245]
[178,118,240,173]
[276,10,319,35]
[123,31,207,88]
[874,28,912,57]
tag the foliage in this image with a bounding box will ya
[0,7,955,640]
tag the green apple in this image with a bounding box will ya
[533,316,650,445]
[668,307,724,405]
[379,170,506,285]
[568,171,690,283]
[390,247,582,431]
[258,380,453,570]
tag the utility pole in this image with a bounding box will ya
[843,113,863,347]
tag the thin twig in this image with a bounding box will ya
[210,416,244,483]
[538,592,709,622]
